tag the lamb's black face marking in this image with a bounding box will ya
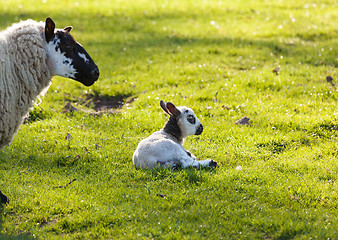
[45,18,99,86]
[187,114,196,124]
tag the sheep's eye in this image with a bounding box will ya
[187,115,196,124]
[62,38,75,51]
[64,43,74,50]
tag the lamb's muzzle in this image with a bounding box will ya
[196,124,203,135]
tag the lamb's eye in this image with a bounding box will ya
[187,115,196,124]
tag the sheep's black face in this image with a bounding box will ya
[45,18,99,86]
[56,30,99,86]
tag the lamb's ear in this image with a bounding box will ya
[160,100,170,115]
[45,18,55,43]
[64,26,72,32]
[166,102,181,117]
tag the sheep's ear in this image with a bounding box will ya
[160,100,170,115]
[45,17,55,43]
[166,102,181,117]
[64,26,72,32]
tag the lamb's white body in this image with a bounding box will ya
[133,130,213,169]
[0,20,51,149]
[133,100,217,169]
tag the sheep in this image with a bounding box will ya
[0,18,100,203]
[133,100,218,169]
[0,17,99,149]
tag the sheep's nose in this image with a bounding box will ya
[90,67,99,80]
[195,124,203,135]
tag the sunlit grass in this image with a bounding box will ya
[0,0,337,239]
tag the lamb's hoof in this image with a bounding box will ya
[171,163,182,170]
[0,191,8,204]
[209,159,218,168]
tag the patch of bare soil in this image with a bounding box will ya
[86,94,126,111]
[63,94,136,115]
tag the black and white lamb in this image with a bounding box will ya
[133,100,218,169]
[0,18,99,203]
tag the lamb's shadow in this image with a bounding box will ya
[144,166,217,186]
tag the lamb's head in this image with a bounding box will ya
[160,100,203,142]
[44,18,99,86]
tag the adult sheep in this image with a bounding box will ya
[0,18,100,203]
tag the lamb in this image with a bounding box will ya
[0,18,99,203]
[133,100,218,169]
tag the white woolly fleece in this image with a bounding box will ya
[0,19,52,149]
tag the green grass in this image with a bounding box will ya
[0,0,337,239]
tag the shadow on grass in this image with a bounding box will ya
[1,10,336,70]
[0,205,34,240]
[142,165,218,186]
[62,93,135,112]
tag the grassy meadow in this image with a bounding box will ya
[0,0,337,239]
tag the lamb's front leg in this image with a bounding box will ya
[196,159,218,168]
[179,156,217,168]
